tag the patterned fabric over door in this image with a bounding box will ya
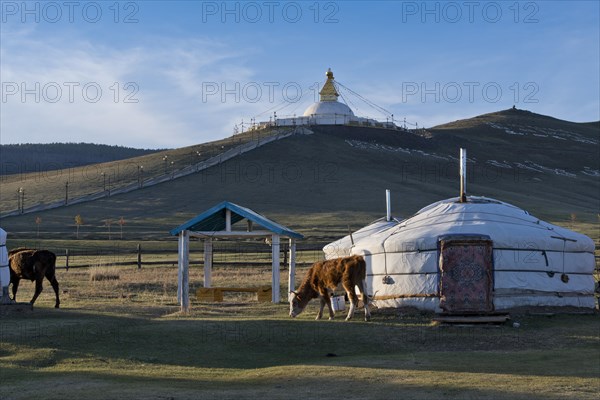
[439,237,494,313]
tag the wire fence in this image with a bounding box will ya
[50,241,328,270]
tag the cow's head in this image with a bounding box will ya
[288,291,305,318]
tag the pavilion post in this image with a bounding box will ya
[180,230,190,313]
[177,232,183,302]
[271,234,280,303]
[204,238,213,288]
[288,238,296,295]
[225,209,232,231]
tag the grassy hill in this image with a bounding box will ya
[0,143,161,175]
[0,128,283,215]
[1,108,598,245]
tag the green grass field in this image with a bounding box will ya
[1,264,599,400]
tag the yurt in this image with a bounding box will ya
[0,228,10,303]
[325,196,596,312]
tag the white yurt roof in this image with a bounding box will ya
[323,217,400,259]
[354,196,594,255]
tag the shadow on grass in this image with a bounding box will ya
[1,307,598,376]
[1,307,599,400]
[0,360,594,400]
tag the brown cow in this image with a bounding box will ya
[289,255,371,321]
[9,248,60,308]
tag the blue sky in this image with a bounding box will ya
[1,0,598,148]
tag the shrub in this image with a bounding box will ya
[89,266,120,282]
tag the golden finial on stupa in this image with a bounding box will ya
[326,68,334,79]
[319,68,339,102]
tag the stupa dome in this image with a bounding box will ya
[303,101,355,117]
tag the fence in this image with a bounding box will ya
[54,241,327,270]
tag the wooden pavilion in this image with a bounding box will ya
[170,201,304,312]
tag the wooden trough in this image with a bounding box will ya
[197,286,272,303]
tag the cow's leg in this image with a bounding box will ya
[316,296,325,320]
[343,280,359,321]
[357,279,371,321]
[47,275,60,308]
[11,278,20,302]
[317,292,335,320]
[30,276,44,306]
[324,292,335,320]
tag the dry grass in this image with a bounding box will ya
[89,265,121,282]
[61,263,308,307]
[1,263,599,400]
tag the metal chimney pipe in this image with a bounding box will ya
[386,189,391,221]
[459,148,467,202]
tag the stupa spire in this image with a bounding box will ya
[319,68,339,102]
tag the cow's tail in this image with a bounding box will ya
[358,256,369,307]
[45,252,58,279]
[357,256,371,321]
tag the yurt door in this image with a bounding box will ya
[438,235,494,313]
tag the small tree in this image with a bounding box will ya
[35,216,42,238]
[118,217,125,240]
[75,214,84,239]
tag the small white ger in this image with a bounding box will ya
[0,228,12,304]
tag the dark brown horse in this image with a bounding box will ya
[9,248,60,308]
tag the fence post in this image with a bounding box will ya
[65,249,69,271]
[137,244,142,269]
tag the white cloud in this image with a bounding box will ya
[0,27,268,148]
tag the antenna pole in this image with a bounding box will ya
[386,189,391,222]
[460,148,467,202]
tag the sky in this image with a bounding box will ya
[1,0,599,148]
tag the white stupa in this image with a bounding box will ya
[255,69,396,129]
[301,68,355,124]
